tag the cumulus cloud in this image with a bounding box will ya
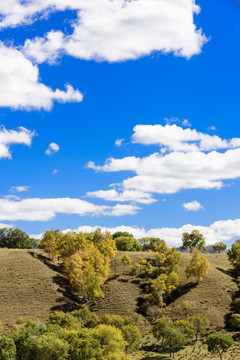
[182,200,203,211]
[10,186,30,193]
[131,124,240,152]
[0,43,83,110]
[86,189,156,204]
[45,142,60,155]
[0,197,139,221]
[22,0,206,63]
[60,218,240,248]
[87,149,240,194]
[87,124,240,199]
[0,126,35,159]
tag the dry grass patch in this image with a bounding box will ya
[0,249,76,329]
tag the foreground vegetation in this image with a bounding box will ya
[1,228,240,358]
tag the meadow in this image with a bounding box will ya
[0,249,240,358]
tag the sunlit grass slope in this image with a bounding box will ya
[0,249,73,329]
[0,249,240,358]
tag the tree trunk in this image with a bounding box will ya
[218,349,222,360]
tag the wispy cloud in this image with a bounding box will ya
[10,186,30,193]
[115,138,124,147]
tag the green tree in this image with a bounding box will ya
[153,317,173,346]
[185,249,210,284]
[228,239,240,271]
[34,333,69,360]
[213,242,227,253]
[153,318,185,358]
[67,329,102,360]
[164,327,186,359]
[112,231,133,239]
[121,324,142,353]
[91,324,127,359]
[71,307,99,328]
[206,334,234,360]
[189,314,209,341]
[138,237,165,251]
[0,337,16,360]
[174,320,195,341]
[229,313,240,330]
[121,254,132,274]
[0,228,36,249]
[115,236,142,251]
[181,230,206,251]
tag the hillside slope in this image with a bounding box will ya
[0,249,240,358]
[0,249,76,329]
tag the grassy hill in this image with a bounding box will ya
[0,249,240,358]
[93,251,240,359]
[0,249,79,329]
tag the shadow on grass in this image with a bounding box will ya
[140,346,170,360]
[28,251,83,313]
[216,267,236,278]
[166,282,198,306]
[141,356,169,360]
[215,266,240,331]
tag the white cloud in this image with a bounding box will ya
[52,169,58,175]
[10,186,30,193]
[110,204,140,216]
[22,0,206,63]
[60,217,240,247]
[0,126,35,159]
[3,195,20,200]
[131,124,240,152]
[0,197,139,221]
[87,149,240,194]
[115,138,124,147]
[86,189,156,204]
[164,117,191,127]
[208,125,216,131]
[182,200,203,211]
[45,142,60,155]
[87,124,240,197]
[0,0,74,28]
[0,43,83,110]
[182,119,192,127]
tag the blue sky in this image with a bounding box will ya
[0,0,240,246]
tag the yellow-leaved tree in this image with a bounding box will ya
[64,245,110,301]
[147,272,179,307]
[185,249,210,284]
